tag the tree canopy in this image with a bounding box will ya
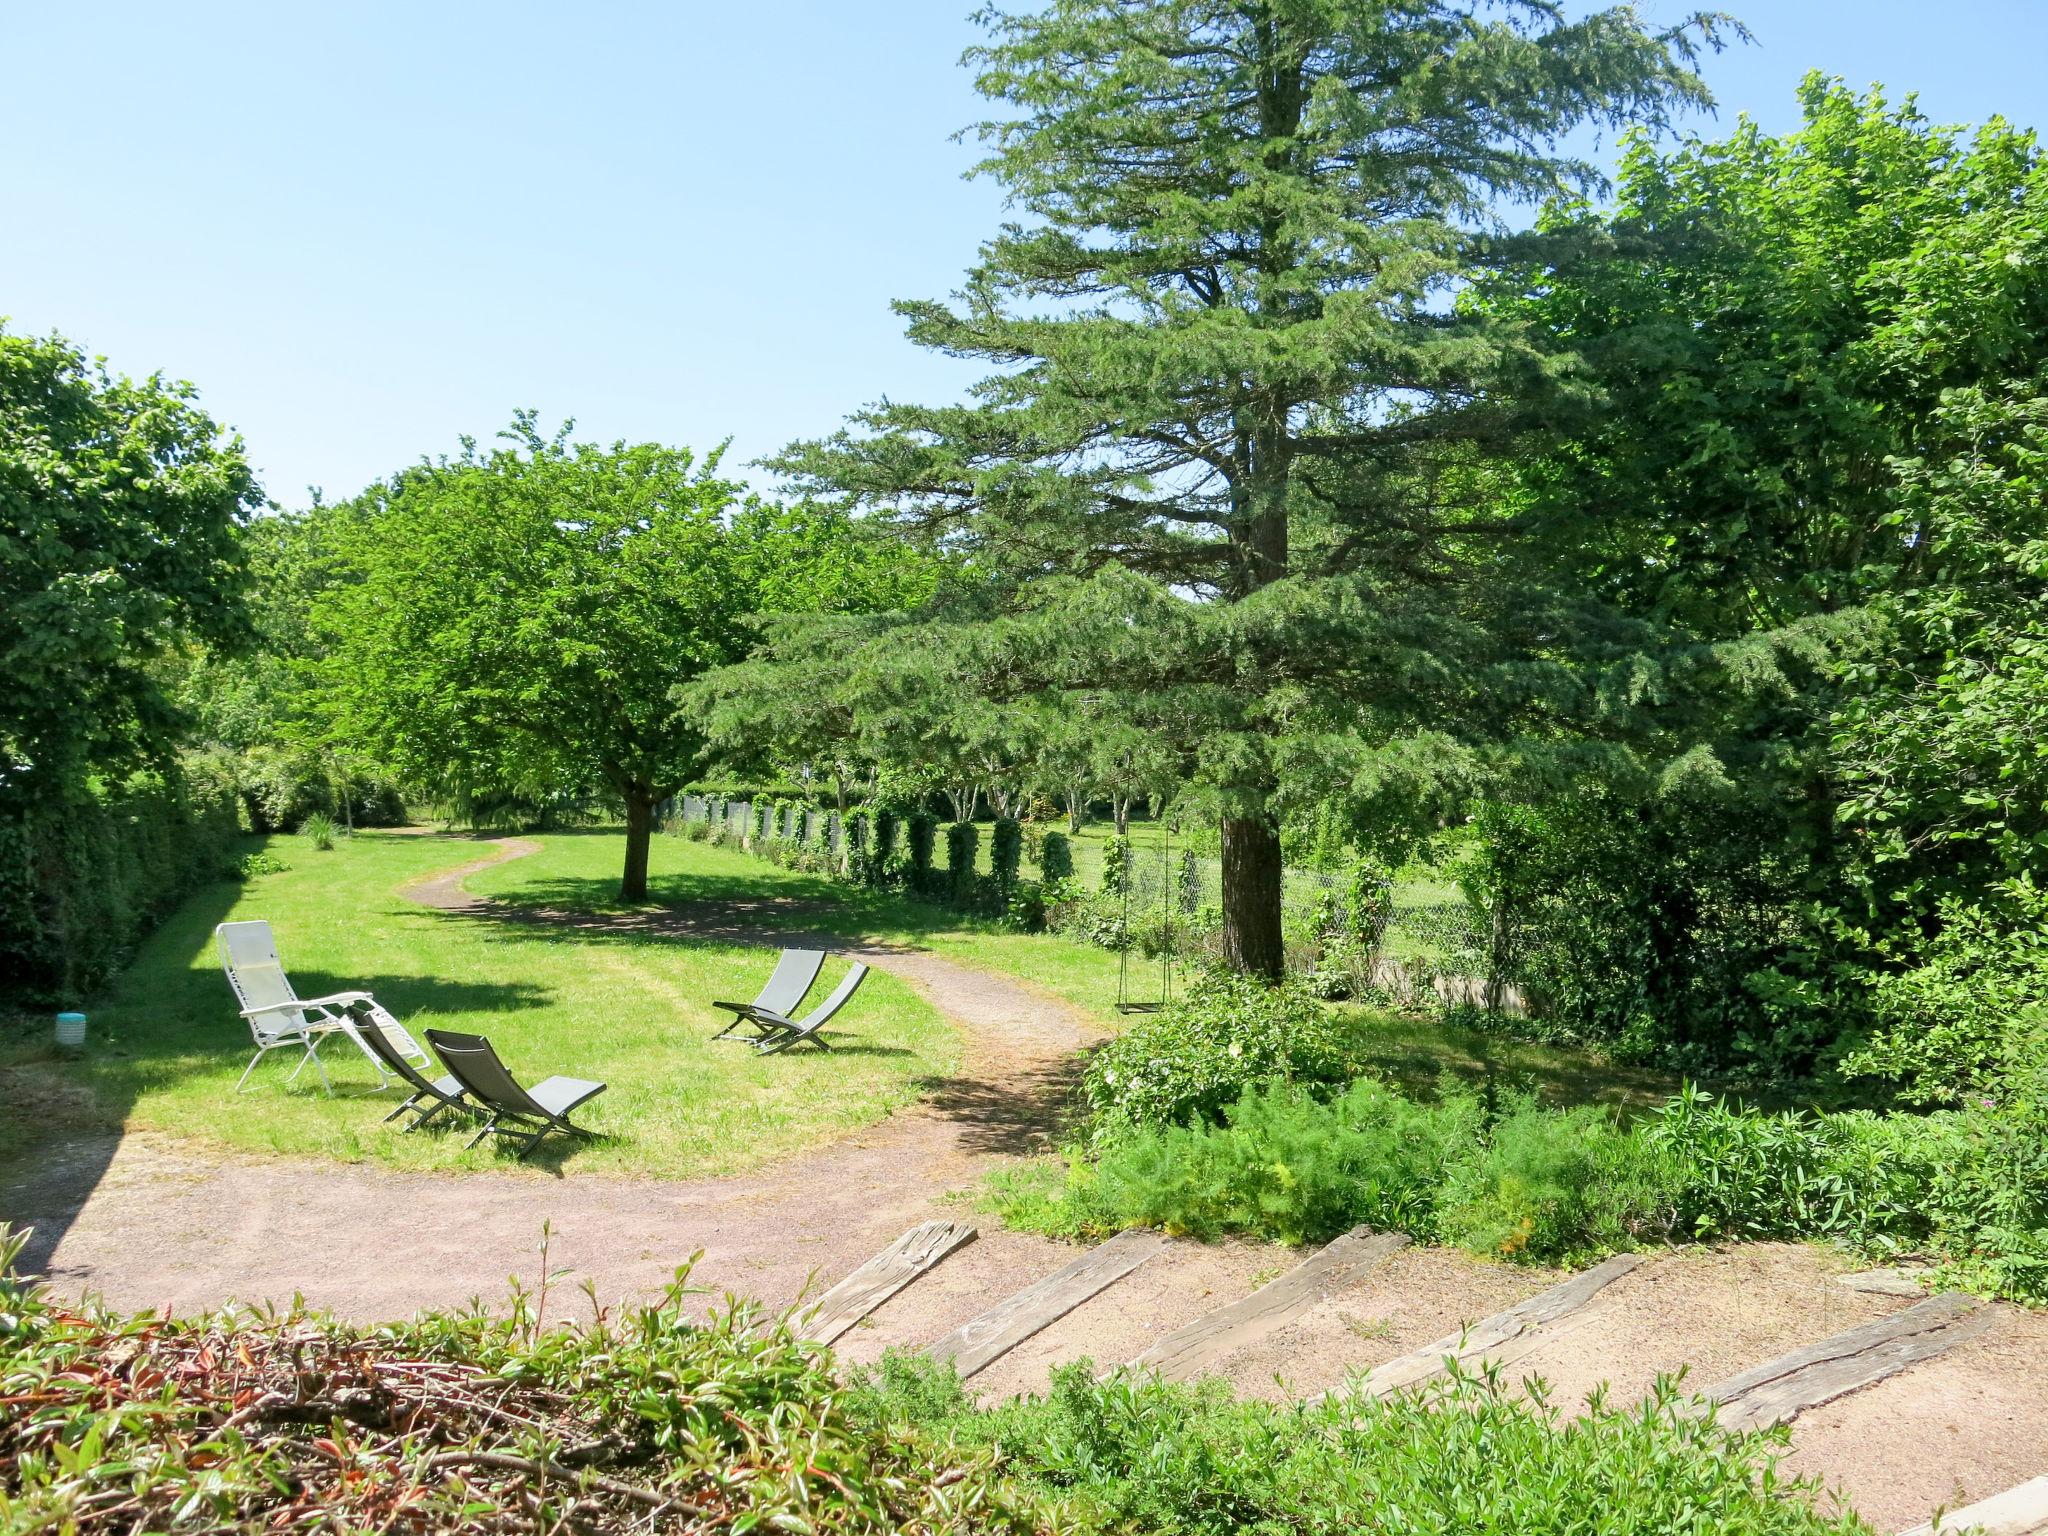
[319,417,927,899]
[1,325,260,800]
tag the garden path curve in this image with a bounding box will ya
[8,836,1104,1326]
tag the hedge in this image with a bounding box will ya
[0,766,242,1005]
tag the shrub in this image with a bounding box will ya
[0,1230,1030,1535]
[1101,833,1129,896]
[1039,829,1074,882]
[873,809,900,867]
[1081,969,1351,1136]
[848,1353,1867,1536]
[946,821,980,907]
[990,816,1023,888]
[300,812,338,850]
[1004,878,1046,932]
[906,812,937,888]
[0,765,242,1004]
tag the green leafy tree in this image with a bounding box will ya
[1,325,260,796]
[320,418,755,900]
[1484,80,2048,1072]
[773,0,1727,977]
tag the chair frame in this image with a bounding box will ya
[750,962,869,1055]
[217,921,431,1095]
[345,1001,473,1129]
[710,948,825,1042]
[425,1029,606,1160]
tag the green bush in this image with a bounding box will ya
[1004,1068,2048,1297]
[0,764,242,1004]
[1101,833,1129,896]
[300,812,338,851]
[848,1353,1866,1536]
[1082,969,1352,1137]
[946,821,981,907]
[228,744,405,833]
[906,812,937,888]
[1039,829,1074,882]
[0,1230,1031,1535]
[990,816,1023,887]
[873,808,899,867]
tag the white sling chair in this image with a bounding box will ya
[216,920,432,1094]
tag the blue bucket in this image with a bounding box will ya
[55,1011,87,1048]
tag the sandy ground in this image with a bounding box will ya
[6,837,2046,1531]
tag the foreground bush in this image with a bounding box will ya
[0,1228,1030,1535]
[849,1353,1869,1536]
[995,1076,2048,1298]
[1081,970,1353,1138]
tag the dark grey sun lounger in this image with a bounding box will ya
[750,962,869,1055]
[346,1000,473,1129]
[424,1029,607,1159]
[710,948,825,1041]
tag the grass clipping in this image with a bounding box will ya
[0,1225,1012,1535]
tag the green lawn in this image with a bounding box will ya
[472,828,1141,1031]
[2,824,1679,1180]
[0,830,958,1177]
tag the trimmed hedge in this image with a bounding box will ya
[0,766,242,1004]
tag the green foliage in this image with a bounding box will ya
[990,816,1023,888]
[770,3,1725,977]
[1,325,261,794]
[219,743,406,834]
[300,812,337,851]
[1081,971,1351,1138]
[906,812,937,888]
[0,766,241,1003]
[848,1353,1865,1536]
[1099,834,1127,898]
[1037,830,1073,883]
[316,418,832,900]
[0,1231,1032,1535]
[945,820,980,906]
[1844,880,2048,1107]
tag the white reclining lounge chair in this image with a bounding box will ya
[216,920,432,1094]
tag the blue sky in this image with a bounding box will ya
[4,2,2045,509]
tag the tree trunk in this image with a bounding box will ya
[833,769,848,817]
[1220,814,1285,981]
[620,787,656,902]
[1113,793,1131,836]
[1065,785,1085,834]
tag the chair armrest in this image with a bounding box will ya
[744,1008,798,1032]
[295,990,376,1009]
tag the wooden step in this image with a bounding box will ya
[1349,1252,1646,1399]
[803,1220,977,1344]
[1701,1291,1995,1432]
[928,1229,1170,1380]
[1120,1226,1408,1383]
[1898,1475,2048,1536]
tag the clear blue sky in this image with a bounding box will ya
[4,2,2045,509]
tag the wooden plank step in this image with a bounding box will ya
[1121,1226,1408,1383]
[1351,1252,1647,1399]
[928,1229,1170,1380]
[803,1220,977,1345]
[1898,1475,2048,1536]
[1701,1291,1994,1432]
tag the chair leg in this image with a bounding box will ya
[236,1045,270,1093]
[515,1122,556,1160]
[304,1036,334,1096]
[385,1090,423,1124]
[465,1114,500,1149]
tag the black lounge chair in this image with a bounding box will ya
[424,1029,607,1159]
[710,948,825,1041]
[345,1000,473,1129]
[751,962,869,1055]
